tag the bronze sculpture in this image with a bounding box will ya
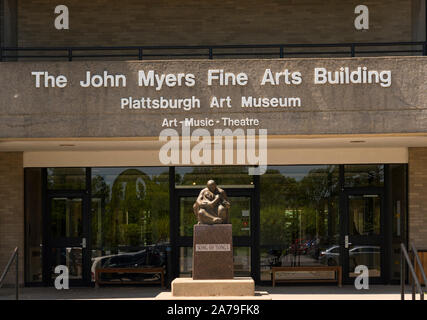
[193,180,231,224]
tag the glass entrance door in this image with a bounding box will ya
[174,189,255,279]
[343,191,384,283]
[47,194,90,285]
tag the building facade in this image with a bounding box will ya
[0,0,426,287]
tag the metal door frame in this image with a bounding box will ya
[341,187,386,284]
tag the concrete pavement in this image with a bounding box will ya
[0,285,424,300]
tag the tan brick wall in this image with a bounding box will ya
[16,0,415,47]
[0,152,24,286]
[409,148,427,250]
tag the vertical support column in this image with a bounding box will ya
[0,152,24,286]
[408,148,427,250]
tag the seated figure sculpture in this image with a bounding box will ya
[193,180,231,224]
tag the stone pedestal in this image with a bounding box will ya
[172,277,254,297]
[155,223,271,300]
[192,224,233,280]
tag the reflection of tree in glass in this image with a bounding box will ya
[345,165,384,187]
[260,166,340,265]
[91,168,169,254]
[180,198,197,236]
[47,168,86,190]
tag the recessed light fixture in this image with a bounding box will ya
[59,144,76,147]
[350,140,366,143]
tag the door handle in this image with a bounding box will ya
[81,237,87,248]
[345,235,350,248]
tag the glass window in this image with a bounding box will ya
[230,198,251,237]
[90,167,169,282]
[330,247,340,254]
[344,165,384,187]
[349,195,381,236]
[179,247,193,277]
[260,165,340,281]
[175,166,254,188]
[348,245,381,278]
[50,198,82,239]
[179,197,197,237]
[51,247,82,280]
[47,168,86,190]
[234,247,251,277]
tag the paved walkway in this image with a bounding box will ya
[0,285,423,300]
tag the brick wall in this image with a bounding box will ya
[409,148,427,250]
[0,152,24,286]
[16,0,416,47]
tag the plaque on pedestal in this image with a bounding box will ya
[192,224,233,280]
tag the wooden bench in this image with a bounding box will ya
[271,266,342,287]
[95,267,165,287]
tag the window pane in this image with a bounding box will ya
[344,165,384,187]
[260,165,340,280]
[230,198,251,237]
[91,167,170,249]
[90,167,170,282]
[51,247,82,280]
[348,245,381,278]
[234,247,251,277]
[47,168,86,190]
[180,197,197,237]
[179,247,193,277]
[349,195,381,236]
[260,165,339,280]
[50,198,82,238]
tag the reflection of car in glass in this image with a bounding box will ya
[91,245,166,282]
[319,245,340,266]
[319,245,381,267]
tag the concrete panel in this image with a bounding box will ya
[0,56,425,138]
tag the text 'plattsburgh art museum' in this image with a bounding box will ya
[0,0,426,288]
